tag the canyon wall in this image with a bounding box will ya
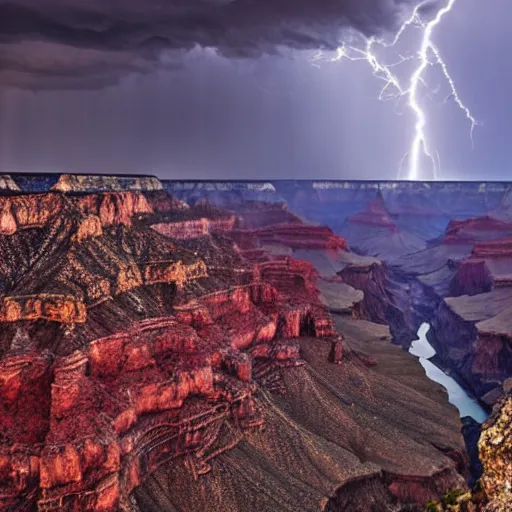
[3,178,512,512]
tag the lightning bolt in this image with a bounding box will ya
[313,0,477,180]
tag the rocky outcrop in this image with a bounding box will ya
[52,174,163,192]
[0,294,86,323]
[347,190,396,231]
[450,260,494,297]
[143,190,190,214]
[75,192,153,227]
[151,217,236,239]
[478,393,512,511]
[230,223,348,252]
[0,275,331,510]
[429,290,512,401]
[443,217,512,245]
[233,201,302,228]
[0,193,63,234]
[0,175,20,191]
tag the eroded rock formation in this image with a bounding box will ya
[52,174,163,192]
[479,392,512,511]
[0,174,20,191]
[0,180,490,512]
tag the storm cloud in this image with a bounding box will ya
[0,0,427,88]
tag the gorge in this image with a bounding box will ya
[409,323,488,424]
[0,174,510,512]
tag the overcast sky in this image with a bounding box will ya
[0,0,510,181]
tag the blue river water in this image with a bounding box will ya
[409,323,488,424]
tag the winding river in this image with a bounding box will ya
[409,323,488,423]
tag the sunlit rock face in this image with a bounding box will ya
[0,175,20,191]
[0,176,475,512]
[479,393,512,511]
[52,174,163,192]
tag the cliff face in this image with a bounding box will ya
[52,174,163,192]
[478,393,512,511]
[0,175,20,191]
[428,290,512,403]
[0,181,473,512]
[152,216,236,239]
[347,191,397,231]
[229,223,348,252]
[0,193,63,234]
[75,192,153,227]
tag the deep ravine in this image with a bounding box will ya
[409,323,488,423]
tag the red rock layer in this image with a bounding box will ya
[230,223,348,251]
[151,217,236,239]
[234,201,302,229]
[0,191,156,238]
[471,236,512,258]
[0,189,342,510]
[0,278,337,511]
[0,194,63,234]
[443,216,512,244]
[0,294,86,323]
[75,192,153,228]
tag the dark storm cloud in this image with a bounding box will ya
[0,0,427,89]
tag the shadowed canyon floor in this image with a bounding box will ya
[0,175,510,512]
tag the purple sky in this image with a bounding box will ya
[0,0,510,181]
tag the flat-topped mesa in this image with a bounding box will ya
[347,192,397,231]
[478,393,512,511]
[0,175,20,191]
[429,290,512,401]
[51,174,163,192]
[234,201,302,229]
[442,216,512,244]
[447,238,512,296]
[75,192,153,228]
[151,216,236,240]
[471,236,512,258]
[230,223,348,251]
[0,193,63,235]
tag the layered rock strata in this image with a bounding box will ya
[0,181,482,512]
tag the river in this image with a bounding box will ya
[409,323,488,424]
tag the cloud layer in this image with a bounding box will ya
[0,0,425,89]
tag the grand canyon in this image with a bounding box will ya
[0,174,510,512]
